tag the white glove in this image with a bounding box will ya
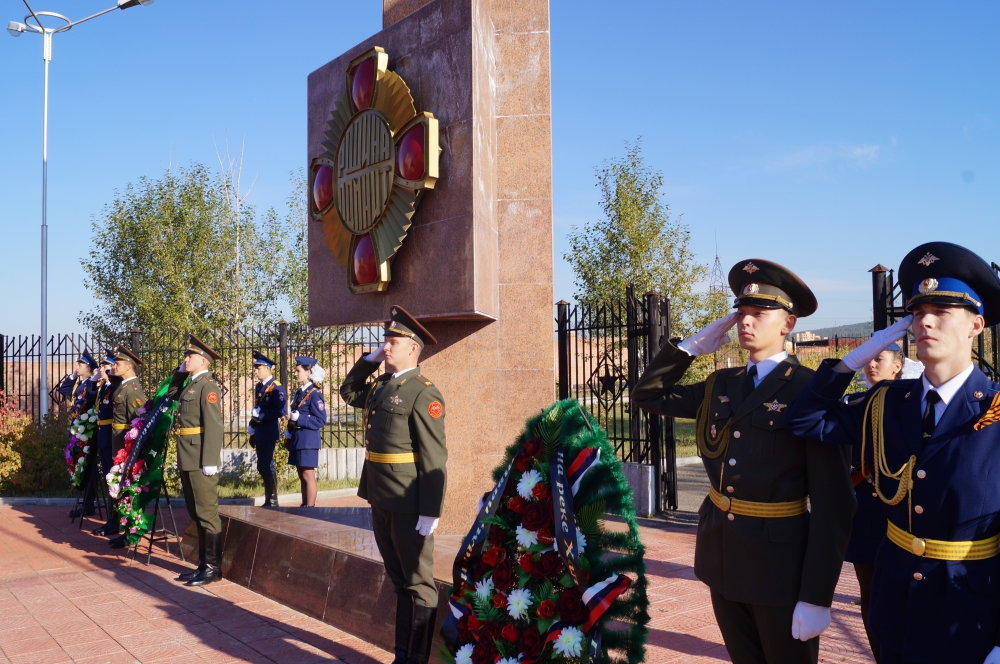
[678,312,740,357]
[201,466,218,477]
[791,601,831,641]
[251,407,260,418]
[70,370,79,379]
[284,430,292,440]
[290,410,300,422]
[415,515,439,537]
[841,315,913,372]
[983,646,1000,664]
[247,424,256,436]
[366,343,387,364]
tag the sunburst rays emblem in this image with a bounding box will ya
[309,46,441,294]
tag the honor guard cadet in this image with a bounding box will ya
[58,349,99,416]
[173,334,225,587]
[286,356,327,507]
[108,345,147,548]
[341,306,447,664]
[631,260,854,664]
[786,242,1000,664]
[92,350,121,537]
[248,351,286,508]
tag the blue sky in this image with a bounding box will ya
[1,1,996,337]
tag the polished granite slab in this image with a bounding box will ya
[181,505,459,654]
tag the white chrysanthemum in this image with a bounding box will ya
[506,588,532,620]
[515,524,538,549]
[475,577,494,603]
[83,446,90,453]
[73,418,81,426]
[516,469,542,500]
[577,530,586,553]
[498,658,521,664]
[455,644,475,664]
[553,626,584,658]
[78,433,88,442]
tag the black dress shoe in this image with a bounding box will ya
[109,535,129,549]
[92,523,118,536]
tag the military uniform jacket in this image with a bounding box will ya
[95,378,117,450]
[786,360,1000,664]
[631,342,854,607]
[253,378,286,443]
[843,390,884,567]
[112,377,147,451]
[341,358,448,518]
[287,384,326,451]
[60,375,98,415]
[174,372,224,472]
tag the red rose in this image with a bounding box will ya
[520,436,543,459]
[508,496,526,514]
[478,621,501,644]
[491,559,516,592]
[522,500,552,531]
[489,526,505,547]
[533,551,564,579]
[501,623,519,642]
[518,552,534,573]
[515,457,531,472]
[536,599,555,619]
[467,614,482,632]
[471,642,494,664]
[532,483,550,501]
[493,592,508,609]
[520,625,542,658]
[458,614,472,641]
[538,526,554,545]
[481,546,505,567]
[556,587,588,624]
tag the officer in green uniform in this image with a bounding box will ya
[108,345,148,549]
[632,259,854,664]
[341,306,447,664]
[173,334,225,587]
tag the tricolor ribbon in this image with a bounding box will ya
[568,446,600,496]
[581,574,632,632]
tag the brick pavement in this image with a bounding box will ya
[0,503,876,664]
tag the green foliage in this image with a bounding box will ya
[4,411,73,496]
[276,169,309,323]
[576,499,606,537]
[564,138,709,337]
[0,392,29,487]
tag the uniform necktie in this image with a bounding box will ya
[743,365,758,399]
[922,390,941,442]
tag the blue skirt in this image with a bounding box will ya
[289,447,318,469]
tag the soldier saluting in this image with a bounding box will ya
[108,345,147,549]
[58,349,99,417]
[631,259,854,664]
[92,350,120,537]
[173,334,225,587]
[787,242,1000,664]
[341,306,447,664]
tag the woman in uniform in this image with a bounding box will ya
[286,356,327,507]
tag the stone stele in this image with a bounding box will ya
[307,0,553,534]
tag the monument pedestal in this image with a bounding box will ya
[182,503,459,654]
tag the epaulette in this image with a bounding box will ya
[414,375,432,386]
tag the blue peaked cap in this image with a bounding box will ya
[78,350,98,370]
[294,356,317,368]
[252,351,276,368]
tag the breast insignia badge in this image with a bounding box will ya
[765,401,787,412]
[718,396,729,403]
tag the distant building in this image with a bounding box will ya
[794,331,826,343]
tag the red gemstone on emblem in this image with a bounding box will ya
[397,124,425,181]
[312,164,333,211]
[352,59,375,111]
[353,234,377,285]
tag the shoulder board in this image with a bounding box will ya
[414,375,432,386]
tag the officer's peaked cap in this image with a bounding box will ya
[899,242,1000,327]
[384,305,437,348]
[728,259,817,318]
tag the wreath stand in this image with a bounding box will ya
[71,448,108,529]
[129,484,182,566]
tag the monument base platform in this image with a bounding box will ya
[181,503,462,655]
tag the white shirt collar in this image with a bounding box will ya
[121,376,137,384]
[300,382,313,391]
[921,362,974,422]
[260,376,273,386]
[393,366,418,379]
[747,351,789,386]
[190,370,209,381]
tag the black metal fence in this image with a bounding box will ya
[1,323,382,449]
[555,285,678,511]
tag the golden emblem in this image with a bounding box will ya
[911,536,926,557]
[765,401,787,412]
[918,278,939,293]
[974,391,984,399]
[917,252,940,267]
[310,46,442,294]
[743,283,760,295]
[718,496,731,511]
[743,261,759,274]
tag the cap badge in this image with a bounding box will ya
[392,308,398,315]
[918,278,939,293]
[917,252,940,267]
[389,321,398,329]
[743,261,759,274]
[742,283,760,295]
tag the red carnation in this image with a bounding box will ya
[131,460,145,478]
[467,614,482,632]
[538,526,554,546]
[481,546,505,567]
[557,587,588,624]
[522,500,552,531]
[507,496,526,514]
[533,551,564,579]
[113,448,128,465]
[501,622,519,642]
[520,625,543,659]
[491,559,516,592]
[493,592,508,609]
[518,552,534,573]
[536,599,555,619]
[532,483,550,501]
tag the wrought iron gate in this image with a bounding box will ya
[555,285,677,512]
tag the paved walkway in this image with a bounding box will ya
[0,484,876,663]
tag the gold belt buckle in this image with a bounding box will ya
[718,496,731,511]
[912,537,926,557]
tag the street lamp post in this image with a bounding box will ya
[7,0,154,418]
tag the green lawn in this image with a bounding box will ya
[216,476,359,499]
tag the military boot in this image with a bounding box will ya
[264,472,279,508]
[405,605,437,664]
[109,534,129,549]
[186,532,222,586]
[176,528,206,582]
[392,593,413,664]
[92,517,119,536]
